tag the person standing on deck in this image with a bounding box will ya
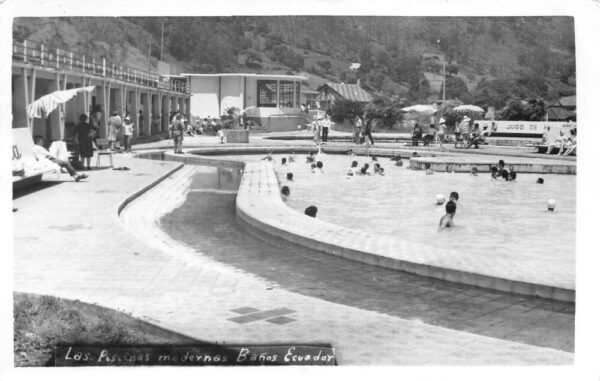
[107,111,122,151]
[353,115,363,144]
[169,113,184,153]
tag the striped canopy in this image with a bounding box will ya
[453,104,485,114]
[27,86,95,118]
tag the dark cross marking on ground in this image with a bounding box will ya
[48,224,92,231]
[229,307,297,325]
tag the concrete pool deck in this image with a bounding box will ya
[12,154,573,364]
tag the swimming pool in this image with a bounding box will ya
[216,153,575,276]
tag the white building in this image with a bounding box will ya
[182,73,308,130]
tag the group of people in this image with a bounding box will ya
[489,159,517,181]
[346,156,385,177]
[542,127,577,156]
[411,117,486,149]
[310,113,333,144]
[353,115,375,147]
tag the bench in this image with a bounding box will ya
[12,127,61,190]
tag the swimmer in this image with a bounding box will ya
[306,152,315,163]
[362,163,371,175]
[288,153,296,163]
[412,152,418,157]
[490,165,498,180]
[379,167,385,175]
[347,160,359,175]
[498,159,506,171]
[281,185,290,201]
[372,156,378,162]
[438,200,457,232]
[316,161,324,173]
[305,205,318,218]
[286,172,294,181]
[547,199,556,211]
[281,157,287,166]
[536,177,544,184]
[446,164,454,173]
[471,167,478,176]
[311,163,317,173]
[373,163,381,174]
[449,191,459,203]
[500,169,509,181]
[395,158,403,167]
[508,165,517,181]
[425,163,434,175]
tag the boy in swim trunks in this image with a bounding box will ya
[439,200,457,232]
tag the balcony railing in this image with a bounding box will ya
[12,39,190,95]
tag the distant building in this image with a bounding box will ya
[547,94,576,121]
[316,82,373,110]
[555,95,576,111]
[182,73,307,130]
[300,86,319,109]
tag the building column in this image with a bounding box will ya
[161,94,169,132]
[12,70,28,128]
[152,92,160,134]
[97,81,109,139]
[178,97,184,115]
[185,98,190,118]
[134,89,140,137]
[144,90,151,135]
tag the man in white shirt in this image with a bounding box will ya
[33,136,87,181]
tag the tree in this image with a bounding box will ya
[441,76,471,103]
[329,99,364,124]
[363,96,405,128]
[499,98,547,121]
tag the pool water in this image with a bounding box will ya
[217,153,575,268]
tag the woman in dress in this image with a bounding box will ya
[75,114,94,170]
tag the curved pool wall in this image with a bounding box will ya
[134,148,575,302]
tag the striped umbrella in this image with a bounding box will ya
[27,86,95,118]
[453,105,485,114]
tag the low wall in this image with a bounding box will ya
[410,157,577,174]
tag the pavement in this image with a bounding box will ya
[12,138,575,365]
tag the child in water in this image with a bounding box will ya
[425,163,434,175]
[449,191,459,202]
[439,200,457,232]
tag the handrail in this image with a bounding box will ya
[12,39,189,94]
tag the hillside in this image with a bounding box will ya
[13,16,576,106]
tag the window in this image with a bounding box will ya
[279,81,294,108]
[257,80,277,107]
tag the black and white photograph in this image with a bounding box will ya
[2,0,599,379]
